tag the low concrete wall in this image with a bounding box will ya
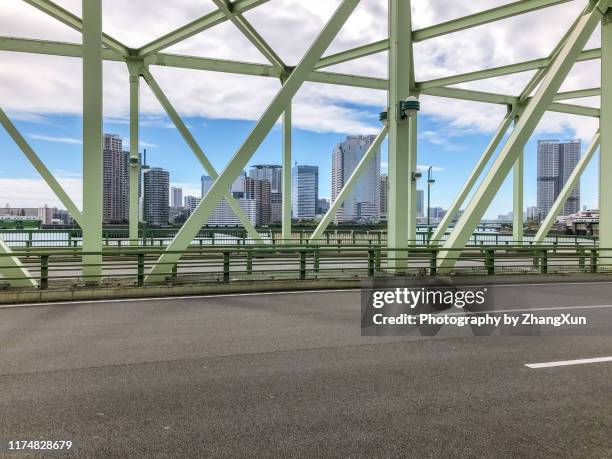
[1,272,611,305]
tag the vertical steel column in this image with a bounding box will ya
[127,60,142,245]
[387,0,416,270]
[282,104,292,243]
[513,116,524,242]
[601,10,612,254]
[81,0,103,282]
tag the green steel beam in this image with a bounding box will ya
[81,0,103,282]
[513,117,524,242]
[547,101,600,117]
[136,0,269,57]
[553,87,601,100]
[211,0,285,70]
[430,107,518,242]
[438,0,610,270]
[0,239,37,288]
[387,0,415,271]
[0,37,599,116]
[417,48,601,91]
[315,0,571,70]
[141,67,262,243]
[22,0,128,56]
[421,86,516,105]
[533,131,600,244]
[413,0,572,42]
[601,11,612,253]
[0,36,123,60]
[127,60,142,244]
[0,107,83,225]
[282,105,292,243]
[145,0,360,282]
[309,126,388,242]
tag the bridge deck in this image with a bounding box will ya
[1,285,611,457]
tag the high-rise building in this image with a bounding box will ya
[270,193,282,223]
[317,198,330,216]
[171,187,183,208]
[207,198,257,226]
[201,175,213,198]
[417,189,425,217]
[245,177,271,225]
[103,133,129,223]
[292,164,318,220]
[184,195,201,214]
[537,139,581,220]
[331,135,380,223]
[379,175,388,220]
[143,167,169,226]
[249,165,282,193]
[231,171,247,198]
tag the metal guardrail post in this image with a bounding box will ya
[314,248,320,274]
[40,254,49,290]
[352,230,356,245]
[485,249,495,275]
[553,241,558,253]
[540,249,548,274]
[578,248,585,271]
[223,252,230,282]
[429,250,437,276]
[27,231,33,249]
[171,263,178,279]
[375,248,382,272]
[299,250,306,280]
[368,250,375,277]
[137,253,145,287]
[246,250,253,275]
[590,249,598,273]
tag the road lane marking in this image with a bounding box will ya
[525,356,612,369]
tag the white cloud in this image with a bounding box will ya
[0,0,602,138]
[27,133,82,144]
[0,177,82,209]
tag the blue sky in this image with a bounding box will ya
[0,107,600,218]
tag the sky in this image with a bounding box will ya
[0,0,603,218]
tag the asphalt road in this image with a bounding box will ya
[1,283,611,458]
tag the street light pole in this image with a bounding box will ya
[427,166,435,244]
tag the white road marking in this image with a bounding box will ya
[525,356,612,369]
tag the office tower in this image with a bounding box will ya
[184,195,201,214]
[249,165,282,193]
[231,171,247,198]
[317,198,330,216]
[171,187,183,208]
[270,193,282,223]
[103,133,129,223]
[417,189,424,217]
[245,177,271,225]
[379,175,388,220]
[537,139,581,220]
[331,135,380,223]
[143,167,169,226]
[201,175,213,198]
[292,164,318,219]
[207,198,257,226]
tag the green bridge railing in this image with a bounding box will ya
[0,244,610,292]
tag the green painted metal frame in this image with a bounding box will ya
[281,105,292,243]
[145,0,361,281]
[81,0,103,282]
[2,0,607,280]
[127,59,142,244]
[437,0,611,270]
[141,67,263,243]
[600,11,612,252]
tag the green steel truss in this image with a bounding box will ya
[0,0,607,285]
